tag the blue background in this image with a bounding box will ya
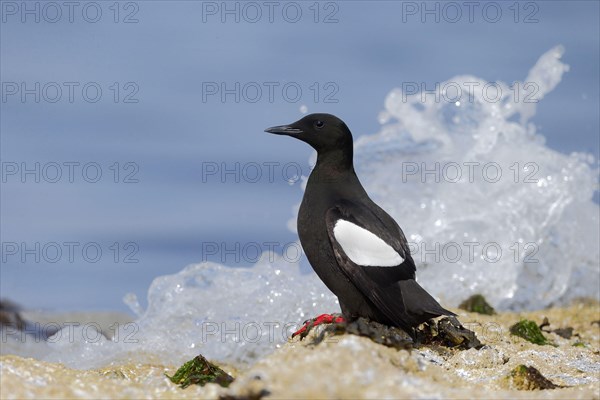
[1,0,598,311]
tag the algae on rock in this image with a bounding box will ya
[167,355,234,389]
[509,319,549,345]
[458,294,496,315]
[507,365,560,390]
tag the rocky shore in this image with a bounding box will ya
[1,301,599,399]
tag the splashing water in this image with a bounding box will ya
[354,46,598,310]
[7,254,338,369]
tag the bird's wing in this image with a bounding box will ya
[325,200,417,321]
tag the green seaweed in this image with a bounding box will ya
[509,320,548,345]
[166,355,234,389]
[508,364,559,390]
[458,294,496,315]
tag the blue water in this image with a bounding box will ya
[1,1,598,311]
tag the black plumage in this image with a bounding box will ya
[265,113,454,338]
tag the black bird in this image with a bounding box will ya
[265,113,455,339]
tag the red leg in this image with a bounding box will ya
[292,313,345,339]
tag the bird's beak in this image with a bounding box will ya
[264,124,303,136]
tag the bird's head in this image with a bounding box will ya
[265,113,353,154]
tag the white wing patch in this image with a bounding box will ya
[333,219,404,267]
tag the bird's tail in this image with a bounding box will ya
[398,279,456,322]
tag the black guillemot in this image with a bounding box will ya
[265,113,455,340]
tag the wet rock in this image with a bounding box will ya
[313,318,413,350]
[313,316,482,351]
[539,317,574,339]
[0,300,25,331]
[433,317,483,349]
[551,327,574,339]
[219,388,270,400]
[507,365,559,390]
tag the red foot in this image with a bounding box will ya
[292,313,346,339]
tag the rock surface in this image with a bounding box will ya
[1,302,599,399]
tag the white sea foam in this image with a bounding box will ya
[6,254,338,368]
[353,45,598,310]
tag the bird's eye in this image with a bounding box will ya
[314,120,324,129]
